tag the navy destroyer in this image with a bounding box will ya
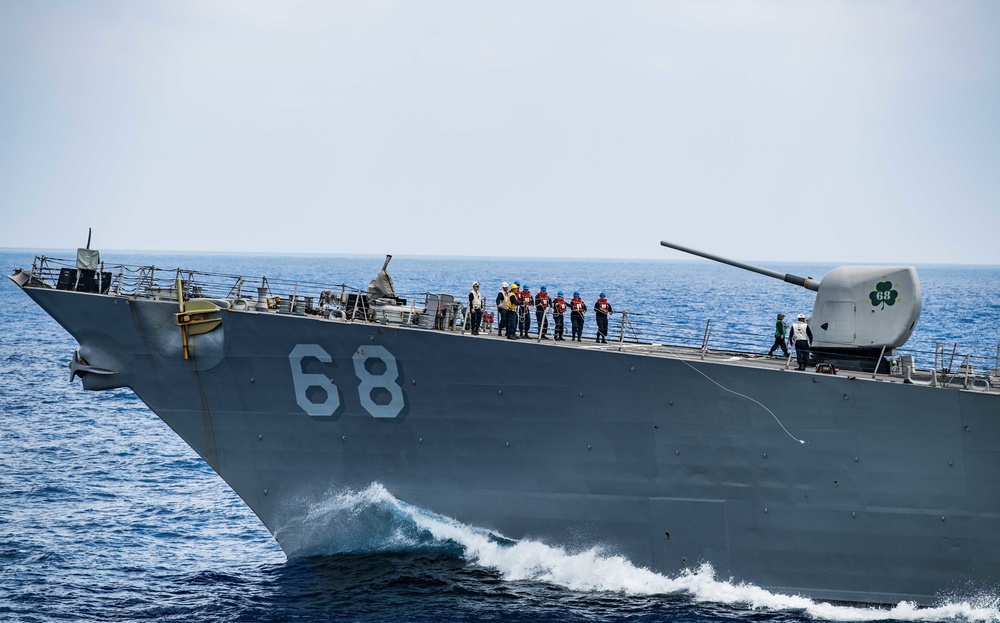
[9,240,1000,605]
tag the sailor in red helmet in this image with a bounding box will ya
[569,291,587,342]
[594,292,613,343]
[552,291,568,341]
[534,286,551,340]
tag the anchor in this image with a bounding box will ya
[174,277,221,360]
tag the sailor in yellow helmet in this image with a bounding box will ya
[506,284,521,339]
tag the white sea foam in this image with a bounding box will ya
[298,484,1000,622]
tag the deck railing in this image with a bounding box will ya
[26,255,999,381]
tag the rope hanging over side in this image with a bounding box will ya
[678,359,807,445]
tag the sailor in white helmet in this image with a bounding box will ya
[468,281,484,335]
[790,313,813,371]
[496,282,510,337]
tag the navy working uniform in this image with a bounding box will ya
[506,284,521,339]
[496,282,509,337]
[535,286,551,339]
[790,313,813,370]
[468,282,483,335]
[569,292,587,342]
[518,285,533,338]
[767,313,789,356]
[594,293,612,343]
[552,292,568,341]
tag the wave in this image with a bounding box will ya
[274,483,1000,622]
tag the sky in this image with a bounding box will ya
[1,1,998,265]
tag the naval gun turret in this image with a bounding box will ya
[660,241,922,372]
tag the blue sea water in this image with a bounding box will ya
[2,249,999,623]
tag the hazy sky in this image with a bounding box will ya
[2,1,998,264]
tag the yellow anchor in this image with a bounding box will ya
[174,277,221,360]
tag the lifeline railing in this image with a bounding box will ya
[25,255,999,381]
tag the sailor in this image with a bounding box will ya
[468,281,484,335]
[535,286,551,340]
[767,312,789,357]
[790,313,813,370]
[518,284,533,338]
[570,291,587,342]
[496,282,509,337]
[552,291,568,341]
[594,292,613,343]
[506,284,521,339]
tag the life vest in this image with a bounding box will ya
[553,298,567,314]
[596,299,611,314]
[507,291,519,312]
[791,321,810,342]
[470,290,483,310]
[536,292,550,309]
[496,289,507,308]
[519,289,533,306]
[774,319,786,337]
[571,297,586,313]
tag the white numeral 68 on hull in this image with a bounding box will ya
[289,343,405,419]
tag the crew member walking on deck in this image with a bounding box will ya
[552,291,568,341]
[790,313,813,370]
[468,282,484,335]
[518,284,534,338]
[535,286,551,339]
[570,292,587,342]
[594,293,612,343]
[496,282,509,337]
[506,284,521,339]
[767,312,789,357]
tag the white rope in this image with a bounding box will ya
[678,359,807,445]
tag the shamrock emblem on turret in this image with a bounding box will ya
[869,279,899,309]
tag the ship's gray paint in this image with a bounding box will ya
[18,285,1000,606]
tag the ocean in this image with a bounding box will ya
[2,249,999,623]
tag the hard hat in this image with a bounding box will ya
[522,284,529,290]
[599,292,605,297]
[540,286,546,291]
[797,313,805,320]
[513,281,520,286]
[502,282,508,288]
[573,291,580,297]
[557,291,563,296]
[473,281,479,287]
[511,284,519,290]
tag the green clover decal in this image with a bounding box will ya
[869,280,898,309]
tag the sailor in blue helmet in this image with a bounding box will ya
[534,286,551,340]
[594,292,613,343]
[569,291,587,342]
[518,284,533,338]
[551,291,568,340]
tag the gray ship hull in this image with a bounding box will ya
[20,285,1000,605]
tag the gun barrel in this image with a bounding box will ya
[659,240,819,292]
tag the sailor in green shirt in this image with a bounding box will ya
[767,312,789,357]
